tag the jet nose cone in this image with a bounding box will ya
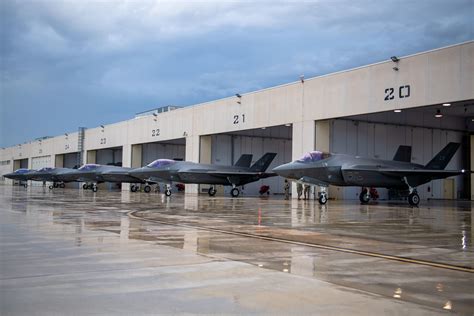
[273,163,292,177]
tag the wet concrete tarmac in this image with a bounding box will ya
[1,185,472,315]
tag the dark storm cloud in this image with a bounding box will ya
[1,0,472,147]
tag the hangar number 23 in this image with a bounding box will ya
[384,85,410,101]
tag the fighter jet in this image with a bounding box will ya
[129,153,277,197]
[27,167,89,189]
[4,169,36,187]
[273,143,465,206]
[66,164,146,192]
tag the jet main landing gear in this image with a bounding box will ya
[165,184,172,197]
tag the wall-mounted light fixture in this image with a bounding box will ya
[391,56,399,71]
[435,109,443,118]
[285,123,292,127]
[394,109,402,113]
[236,93,242,104]
[442,103,451,107]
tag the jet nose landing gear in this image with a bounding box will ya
[208,186,217,196]
[317,186,328,205]
[408,191,420,207]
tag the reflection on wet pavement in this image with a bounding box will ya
[1,186,472,314]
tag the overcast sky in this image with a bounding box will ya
[1,0,473,147]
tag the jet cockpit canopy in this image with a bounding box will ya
[297,151,331,163]
[78,164,100,171]
[38,167,54,172]
[14,168,31,174]
[147,159,176,168]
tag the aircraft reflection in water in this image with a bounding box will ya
[129,153,277,197]
[273,143,466,206]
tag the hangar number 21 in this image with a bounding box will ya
[384,84,411,101]
[233,114,246,124]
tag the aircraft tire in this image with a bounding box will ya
[92,185,98,193]
[23,183,28,188]
[130,185,138,192]
[144,185,151,193]
[59,183,65,188]
[165,189,171,197]
[359,190,370,204]
[49,185,53,190]
[318,194,327,205]
[408,192,420,206]
[208,187,217,196]
[82,183,88,190]
[53,182,59,188]
[231,188,240,198]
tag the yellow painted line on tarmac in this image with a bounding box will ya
[128,210,474,274]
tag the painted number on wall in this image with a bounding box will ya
[100,138,107,144]
[384,85,410,101]
[233,114,246,124]
[152,129,160,137]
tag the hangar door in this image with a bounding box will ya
[31,155,53,186]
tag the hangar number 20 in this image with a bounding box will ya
[384,85,410,101]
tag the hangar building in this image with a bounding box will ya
[1,41,473,200]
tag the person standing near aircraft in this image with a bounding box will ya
[284,179,290,200]
[296,182,303,200]
[304,184,310,200]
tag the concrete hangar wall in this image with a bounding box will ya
[1,41,473,199]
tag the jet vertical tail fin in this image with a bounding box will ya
[234,154,253,168]
[425,142,460,170]
[393,145,412,162]
[249,153,277,172]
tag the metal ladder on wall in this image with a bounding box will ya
[77,127,85,167]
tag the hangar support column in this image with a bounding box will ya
[185,135,200,194]
[185,135,212,194]
[291,120,330,199]
[86,150,96,164]
[121,144,132,191]
[471,135,474,201]
[55,155,64,168]
[291,120,316,198]
[131,144,142,168]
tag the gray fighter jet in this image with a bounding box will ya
[4,169,36,187]
[66,164,146,192]
[129,153,277,197]
[28,167,78,189]
[273,143,465,206]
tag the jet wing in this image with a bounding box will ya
[343,166,465,180]
[178,170,277,178]
[378,169,464,178]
